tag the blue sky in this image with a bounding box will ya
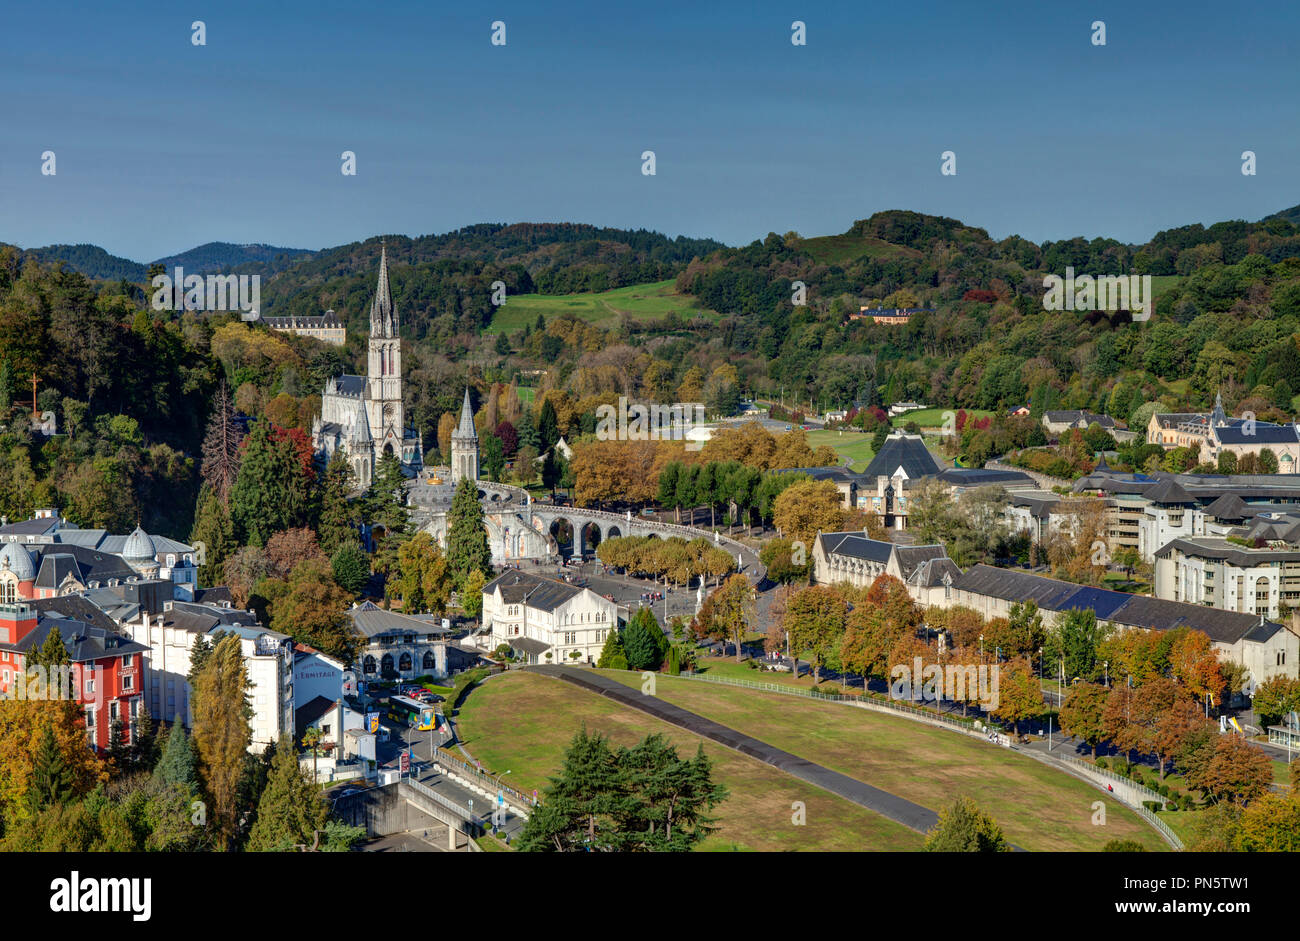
[1,0,1296,261]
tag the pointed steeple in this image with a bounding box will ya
[370,242,396,338]
[454,387,477,439]
[1211,390,1226,427]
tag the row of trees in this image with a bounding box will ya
[595,535,736,590]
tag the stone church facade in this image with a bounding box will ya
[312,245,423,487]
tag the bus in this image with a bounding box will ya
[387,695,437,731]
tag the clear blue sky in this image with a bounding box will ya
[2,0,1296,261]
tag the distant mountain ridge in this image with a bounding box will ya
[3,241,314,281]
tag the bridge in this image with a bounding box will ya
[409,478,766,585]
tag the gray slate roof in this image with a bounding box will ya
[861,433,944,480]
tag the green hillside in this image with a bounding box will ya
[484,279,719,333]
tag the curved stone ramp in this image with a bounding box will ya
[526,665,940,837]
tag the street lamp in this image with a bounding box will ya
[979,634,984,664]
[1103,660,1109,688]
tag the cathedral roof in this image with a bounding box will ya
[453,387,477,440]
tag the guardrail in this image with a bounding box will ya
[432,746,533,811]
[403,775,485,830]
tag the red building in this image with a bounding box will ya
[0,602,148,751]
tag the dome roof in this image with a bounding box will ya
[122,527,156,561]
[0,542,36,581]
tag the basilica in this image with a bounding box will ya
[311,246,423,486]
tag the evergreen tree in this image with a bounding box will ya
[318,448,360,552]
[0,357,12,414]
[538,399,560,453]
[481,432,505,482]
[331,541,371,595]
[27,724,76,814]
[365,450,409,538]
[229,419,304,546]
[132,703,159,771]
[445,476,491,587]
[516,408,539,450]
[246,735,329,851]
[517,727,621,852]
[540,449,561,495]
[200,381,244,507]
[596,627,625,668]
[622,608,666,671]
[105,719,129,772]
[190,486,236,587]
[29,626,70,673]
[154,721,200,790]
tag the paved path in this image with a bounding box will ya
[527,664,939,835]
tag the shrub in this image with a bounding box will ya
[609,654,629,671]
[1094,758,1108,771]
[817,683,841,696]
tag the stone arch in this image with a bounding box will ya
[581,521,603,555]
[605,525,622,540]
[549,517,574,556]
[380,654,395,678]
[363,655,377,675]
[422,650,437,671]
[1254,576,1270,613]
[398,652,413,673]
[383,442,394,456]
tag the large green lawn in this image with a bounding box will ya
[803,428,877,470]
[456,671,924,851]
[484,280,719,333]
[798,234,922,266]
[888,407,995,429]
[595,671,1166,852]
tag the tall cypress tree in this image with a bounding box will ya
[446,476,491,587]
[538,399,560,454]
[230,419,294,546]
[155,721,200,790]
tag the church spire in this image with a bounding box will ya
[370,242,396,338]
[455,387,477,439]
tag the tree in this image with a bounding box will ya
[1052,607,1106,682]
[711,574,757,663]
[481,432,505,482]
[517,727,621,851]
[1201,735,1272,804]
[230,419,311,546]
[29,625,70,673]
[26,724,76,814]
[365,451,410,538]
[445,477,492,588]
[191,634,252,848]
[331,541,371,596]
[392,532,451,614]
[318,448,360,552]
[1059,682,1109,756]
[596,627,626,668]
[991,658,1041,737]
[268,557,360,662]
[783,585,846,682]
[460,568,486,621]
[246,735,329,851]
[622,608,666,671]
[200,381,243,507]
[1251,676,1300,728]
[189,487,236,587]
[1236,791,1300,851]
[772,478,847,546]
[155,721,200,791]
[923,796,1008,852]
[132,703,159,771]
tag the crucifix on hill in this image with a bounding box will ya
[29,372,39,415]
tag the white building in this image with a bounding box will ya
[480,570,619,665]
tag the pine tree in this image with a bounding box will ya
[596,627,625,668]
[27,724,75,814]
[623,608,665,671]
[200,381,244,507]
[105,719,129,773]
[0,357,12,414]
[190,486,236,587]
[365,451,409,538]
[446,476,491,587]
[318,448,360,552]
[154,721,200,790]
[230,419,298,546]
[246,735,329,851]
[132,703,159,771]
[29,626,70,672]
[331,541,371,595]
[516,408,539,450]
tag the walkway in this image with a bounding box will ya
[526,664,938,835]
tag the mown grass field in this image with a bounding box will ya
[798,234,922,266]
[595,671,1167,852]
[456,671,924,851]
[888,407,995,428]
[484,280,719,333]
[804,427,951,471]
